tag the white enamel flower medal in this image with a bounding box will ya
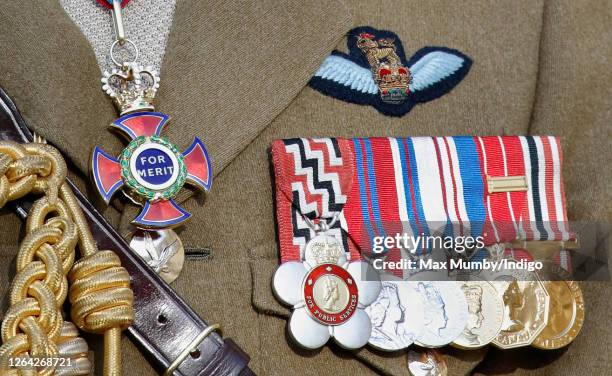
[273,218,382,350]
[90,0,212,283]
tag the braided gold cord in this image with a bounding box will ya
[0,142,134,375]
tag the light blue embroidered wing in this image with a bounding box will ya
[313,54,378,95]
[409,51,467,92]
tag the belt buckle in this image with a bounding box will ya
[163,324,223,376]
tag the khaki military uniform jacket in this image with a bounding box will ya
[0,1,610,375]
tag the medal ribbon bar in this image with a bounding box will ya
[273,136,574,264]
[271,138,360,262]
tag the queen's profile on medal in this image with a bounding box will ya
[460,284,484,345]
[502,280,526,332]
[452,281,504,349]
[491,266,550,349]
[367,283,409,349]
[414,282,468,347]
[369,283,407,338]
[418,282,449,336]
[365,281,425,351]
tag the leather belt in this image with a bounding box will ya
[0,87,255,376]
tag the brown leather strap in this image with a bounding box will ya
[0,87,255,376]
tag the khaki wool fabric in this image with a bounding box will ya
[0,1,610,375]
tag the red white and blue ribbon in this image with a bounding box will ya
[272,136,573,269]
[344,137,488,257]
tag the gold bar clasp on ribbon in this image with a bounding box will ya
[487,175,528,193]
[510,239,580,260]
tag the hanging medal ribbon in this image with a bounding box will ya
[344,137,490,277]
[96,0,130,10]
[271,138,381,350]
[89,0,212,283]
[473,135,573,271]
[475,135,572,243]
[272,138,357,262]
[476,135,528,243]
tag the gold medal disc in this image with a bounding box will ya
[488,263,550,349]
[532,280,584,350]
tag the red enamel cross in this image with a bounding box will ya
[91,111,212,228]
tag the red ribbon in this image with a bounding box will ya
[96,0,130,10]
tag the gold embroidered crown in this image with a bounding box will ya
[101,63,160,115]
[375,64,411,104]
[356,32,411,104]
[310,238,344,264]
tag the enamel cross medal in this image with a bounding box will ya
[91,1,212,283]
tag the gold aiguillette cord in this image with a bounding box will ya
[0,141,134,375]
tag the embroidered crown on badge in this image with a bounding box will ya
[356,32,411,104]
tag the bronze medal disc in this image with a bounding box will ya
[407,348,448,376]
[532,280,585,350]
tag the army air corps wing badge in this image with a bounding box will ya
[309,26,472,117]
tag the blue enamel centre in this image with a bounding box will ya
[134,148,175,186]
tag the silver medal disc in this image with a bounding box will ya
[129,229,185,283]
[452,280,504,349]
[365,281,425,351]
[414,281,469,348]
